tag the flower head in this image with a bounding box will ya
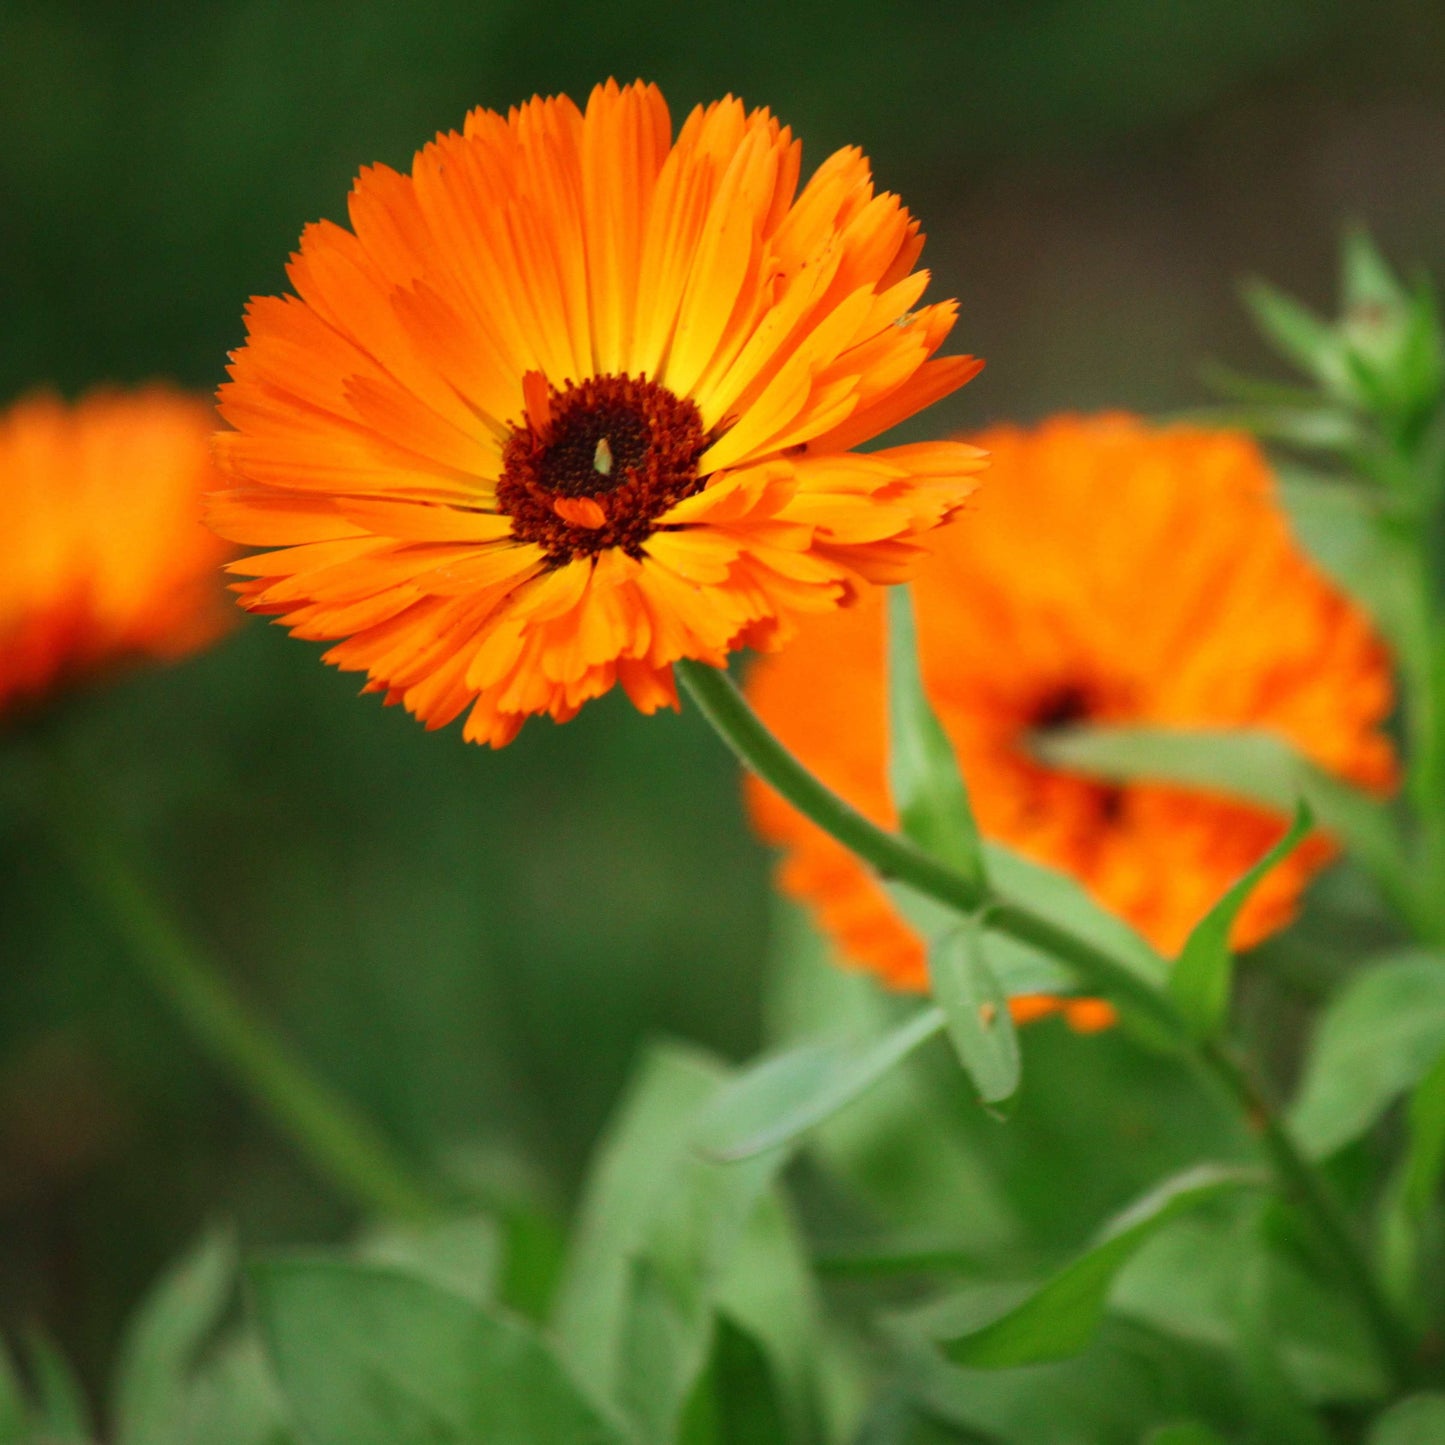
[209,80,985,745]
[746,415,1396,1021]
[0,387,234,719]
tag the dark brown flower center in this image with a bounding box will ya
[1025,682,1125,821]
[496,373,711,563]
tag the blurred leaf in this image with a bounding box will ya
[1290,950,1445,1157]
[1035,723,1405,900]
[23,1330,93,1443]
[678,1317,790,1445]
[916,1164,1260,1368]
[114,1226,236,1445]
[179,1334,296,1445]
[928,921,1020,1106]
[711,1192,824,1444]
[887,586,984,889]
[1278,471,1420,659]
[982,842,1169,992]
[0,1343,27,1445]
[1241,279,1341,388]
[251,1259,626,1445]
[696,1006,943,1162]
[1113,1211,1386,1405]
[900,1316,1246,1445]
[356,1214,500,1309]
[1169,801,1313,1038]
[1402,1051,1445,1219]
[552,1044,789,1443]
[1369,1395,1445,1444]
[1144,1426,1228,1445]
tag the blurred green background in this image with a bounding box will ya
[2,0,1442,1386]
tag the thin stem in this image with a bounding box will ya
[676,656,1420,1387]
[41,749,442,1223]
[676,659,1177,1034]
[1201,1039,1420,1384]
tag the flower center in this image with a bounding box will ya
[497,373,710,563]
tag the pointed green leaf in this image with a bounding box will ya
[114,1226,237,1445]
[1033,722,1407,910]
[917,1164,1261,1368]
[1169,801,1313,1037]
[696,1006,944,1162]
[0,1341,28,1445]
[1369,1395,1445,1444]
[1341,229,1408,314]
[887,586,984,888]
[1241,279,1340,385]
[251,1259,626,1445]
[356,1215,501,1309]
[1290,950,1445,1157]
[22,1330,92,1443]
[928,920,1020,1106]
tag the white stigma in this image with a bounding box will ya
[594,437,614,477]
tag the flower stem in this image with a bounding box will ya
[676,655,1420,1387]
[41,750,442,1223]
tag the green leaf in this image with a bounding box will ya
[1278,471,1421,663]
[251,1259,626,1445]
[23,1330,93,1442]
[1033,722,1406,906]
[927,921,1020,1106]
[356,1214,501,1309]
[0,1342,28,1445]
[1169,801,1314,1038]
[1402,1050,1445,1218]
[1144,1426,1228,1445]
[552,1044,788,1442]
[695,1006,944,1161]
[915,1164,1260,1368]
[179,1332,297,1445]
[887,585,985,888]
[1369,1395,1445,1444]
[1289,950,1445,1157]
[1241,279,1340,387]
[114,1226,237,1445]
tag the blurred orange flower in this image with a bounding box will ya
[746,415,1397,1025]
[208,80,985,747]
[0,387,234,719]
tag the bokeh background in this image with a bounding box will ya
[2,0,1443,1386]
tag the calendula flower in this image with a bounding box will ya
[746,415,1396,1026]
[0,387,234,719]
[208,80,985,746]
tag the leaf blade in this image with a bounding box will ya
[927,922,1020,1106]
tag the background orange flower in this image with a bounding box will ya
[209,81,984,746]
[0,387,234,719]
[747,414,1397,1005]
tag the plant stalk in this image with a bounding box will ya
[677,656,1419,1387]
[41,752,442,1223]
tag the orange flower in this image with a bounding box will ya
[208,80,985,746]
[746,415,1396,1024]
[0,387,234,719]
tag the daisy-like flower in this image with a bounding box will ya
[208,80,985,746]
[0,387,234,720]
[746,415,1397,1027]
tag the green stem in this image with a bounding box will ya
[676,656,1420,1387]
[41,753,442,1223]
[676,659,1176,1033]
[1201,1040,1420,1385]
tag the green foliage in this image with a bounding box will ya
[1289,949,1445,1158]
[1369,1395,1445,1444]
[1169,802,1314,1038]
[695,1007,944,1162]
[926,921,1021,1106]
[908,1165,1261,1369]
[250,1259,626,1445]
[886,586,985,890]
